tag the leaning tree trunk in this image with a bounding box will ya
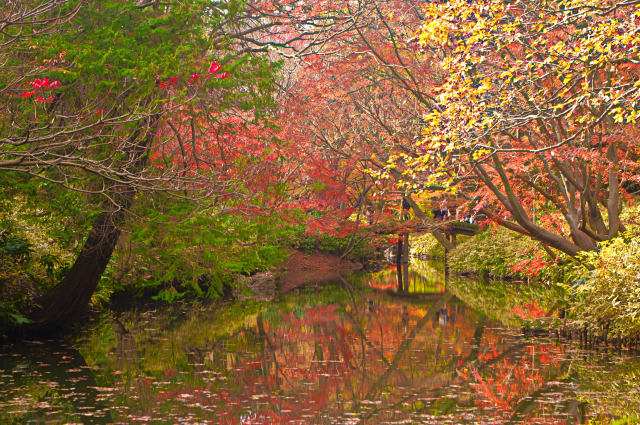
[25,116,159,334]
[27,198,133,333]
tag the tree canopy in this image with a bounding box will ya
[400,0,640,256]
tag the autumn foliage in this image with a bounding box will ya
[406,0,640,256]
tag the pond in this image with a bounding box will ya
[2,261,640,424]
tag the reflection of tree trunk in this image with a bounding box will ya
[396,235,403,291]
[507,384,585,424]
[328,329,340,375]
[366,293,453,399]
[1,340,113,424]
[112,318,138,374]
[402,233,409,292]
[337,277,368,397]
[397,197,410,292]
[466,315,486,363]
[434,323,444,365]
[256,314,275,389]
[257,313,288,390]
[362,338,530,422]
[344,310,410,387]
[444,248,450,283]
[314,323,325,386]
[25,116,160,334]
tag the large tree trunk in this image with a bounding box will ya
[24,115,159,334]
[27,199,132,333]
[473,158,588,257]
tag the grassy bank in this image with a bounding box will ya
[411,210,640,343]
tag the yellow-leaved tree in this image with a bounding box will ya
[407,0,640,256]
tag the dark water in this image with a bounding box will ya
[2,261,640,424]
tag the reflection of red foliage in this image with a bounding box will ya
[460,342,566,422]
[370,282,397,291]
[512,301,548,320]
[115,293,572,424]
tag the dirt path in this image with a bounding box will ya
[277,249,362,293]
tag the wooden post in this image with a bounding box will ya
[402,233,409,292]
[396,235,403,291]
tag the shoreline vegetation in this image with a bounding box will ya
[411,215,640,349]
[3,208,640,352]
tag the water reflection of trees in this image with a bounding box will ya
[365,260,445,295]
[0,339,111,424]
[95,289,593,424]
[4,270,630,424]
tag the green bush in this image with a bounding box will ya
[100,197,297,303]
[449,226,538,278]
[0,189,82,328]
[445,225,585,284]
[410,232,445,258]
[0,226,76,327]
[296,231,376,261]
[572,226,640,340]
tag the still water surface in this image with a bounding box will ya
[2,262,640,424]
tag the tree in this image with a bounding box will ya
[1,0,278,331]
[245,0,459,247]
[409,0,640,256]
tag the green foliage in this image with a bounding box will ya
[447,225,584,284]
[97,196,297,303]
[296,230,375,261]
[39,0,247,100]
[0,189,83,327]
[410,232,445,258]
[1,0,281,323]
[610,418,640,425]
[571,206,640,340]
[1,232,32,262]
[449,226,535,277]
[440,206,640,342]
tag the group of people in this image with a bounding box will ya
[364,199,476,224]
[432,200,475,223]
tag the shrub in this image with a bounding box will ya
[0,197,80,328]
[409,232,445,258]
[103,198,297,303]
[296,231,378,262]
[572,229,640,339]
[449,226,540,278]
